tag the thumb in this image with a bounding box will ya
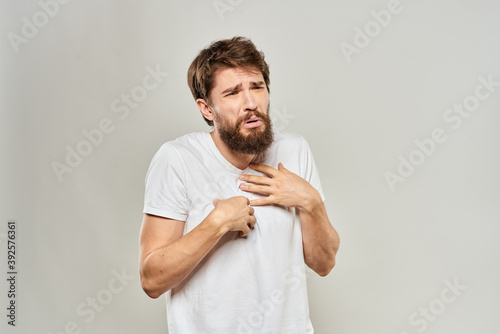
[278,162,287,171]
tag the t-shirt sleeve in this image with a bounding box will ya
[299,136,326,202]
[143,143,189,221]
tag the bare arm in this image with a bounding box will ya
[296,191,340,276]
[240,163,340,276]
[139,196,256,298]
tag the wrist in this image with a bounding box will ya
[298,189,322,214]
[205,210,230,236]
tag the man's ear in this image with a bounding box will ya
[196,99,215,123]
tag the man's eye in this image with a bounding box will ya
[253,86,264,90]
[226,91,238,96]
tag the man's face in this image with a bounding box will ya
[208,67,273,155]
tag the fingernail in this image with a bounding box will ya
[239,174,246,180]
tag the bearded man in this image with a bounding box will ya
[139,36,340,333]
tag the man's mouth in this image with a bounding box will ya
[242,116,263,129]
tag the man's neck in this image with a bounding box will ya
[210,131,255,170]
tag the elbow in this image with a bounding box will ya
[140,266,178,299]
[143,288,161,300]
[141,275,162,299]
[306,254,336,277]
[307,242,339,277]
[317,271,330,278]
[146,291,162,299]
[140,266,170,299]
[140,256,170,299]
[317,257,336,277]
[318,237,340,277]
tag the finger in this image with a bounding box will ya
[249,197,275,206]
[239,225,251,237]
[249,207,255,215]
[239,183,271,195]
[249,163,277,177]
[240,196,250,205]
[278,162,288,171]
[212,199,219,205]
[239,174,272,185]
[248,216,257,229]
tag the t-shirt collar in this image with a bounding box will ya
[204,132,251,174]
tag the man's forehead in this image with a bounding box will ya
[213,67,264,85]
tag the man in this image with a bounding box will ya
[139,36,340,333]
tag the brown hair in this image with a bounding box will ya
[187,36,270,126]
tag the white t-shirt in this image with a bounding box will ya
[143,130,324,334]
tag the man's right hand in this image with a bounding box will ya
[211,196,256,237]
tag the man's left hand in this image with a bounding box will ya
[239,163,320,210]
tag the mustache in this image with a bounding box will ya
[237,110,271,126]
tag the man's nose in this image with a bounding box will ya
[242,89,257,111]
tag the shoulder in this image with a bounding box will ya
[155,132,208,156]
[148,132,209,172]
[146,132,209,178]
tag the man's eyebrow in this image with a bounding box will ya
[221,81,266,95]
[251,81,266,87]
[221,83,242,95]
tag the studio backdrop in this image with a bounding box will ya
[1,0,499,333]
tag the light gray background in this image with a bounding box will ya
[1,0,499,333]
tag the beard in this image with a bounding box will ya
[214,107,274,155]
